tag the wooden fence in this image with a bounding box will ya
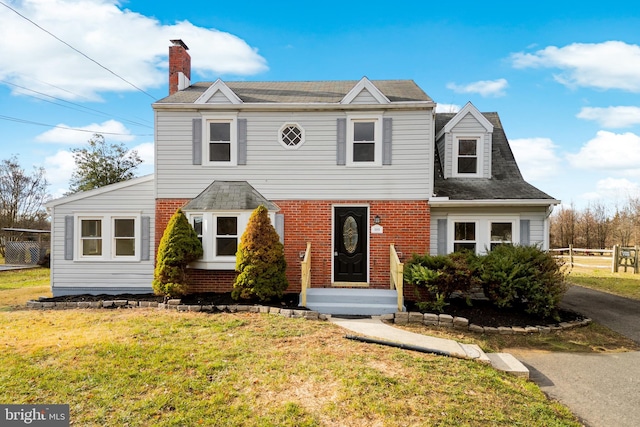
[549,245,639,273]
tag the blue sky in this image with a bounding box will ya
[2,0,640,212]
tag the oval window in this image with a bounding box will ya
[343,216,358,254]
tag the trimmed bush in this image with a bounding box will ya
[153,209,203,297]
[233,205,288,301]
[478,245,567,319]
[404,251,479,312]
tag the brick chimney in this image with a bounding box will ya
[169,39,191,95]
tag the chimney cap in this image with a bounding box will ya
[170,39,189,50]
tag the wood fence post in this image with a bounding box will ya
[612,245,619,273]
[569,244,574,268]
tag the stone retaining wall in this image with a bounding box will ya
[387,311,592,334]
[26,299,323,321]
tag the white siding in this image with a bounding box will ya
[429,206,550,255]
[350,89,380,104]
[48,178,155,295]
[156,109,433,200]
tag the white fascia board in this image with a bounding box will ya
[194,79,243,105]
[153,102,435,112]
[428,198,561,208]
[340,77,391,105]
[45,174,154,208]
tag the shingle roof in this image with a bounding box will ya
[182,181,279,211]
[433,113,556,201]
[156,80,432,104]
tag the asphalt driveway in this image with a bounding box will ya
[514,285,640,427]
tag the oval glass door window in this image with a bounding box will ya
[343,216,358,254]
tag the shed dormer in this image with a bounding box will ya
[436,102,494,178]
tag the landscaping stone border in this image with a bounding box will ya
[25,299,324,321]
[25,300,591,332]
[385,311,592,334]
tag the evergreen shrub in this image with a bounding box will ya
[233,205,288,301]
[478,244,567,319]
[153,209,203,297]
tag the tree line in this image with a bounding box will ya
[550,198,640,249]
[0,134,142,256]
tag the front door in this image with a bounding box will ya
[334,206,368,283]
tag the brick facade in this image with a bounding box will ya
[155,198,430,299]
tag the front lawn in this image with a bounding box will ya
[0,310,580,426]
[0,268,582,426]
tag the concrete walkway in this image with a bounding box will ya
[330,316,528,377]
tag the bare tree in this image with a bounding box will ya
[0,156,50,255]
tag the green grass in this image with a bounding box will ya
[0,310,580,426]
[567,270,640,300]
[0,268,582,426]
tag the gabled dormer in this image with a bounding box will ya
[341,77,391,105]
[436,102,493,178]
[194,79,244,104]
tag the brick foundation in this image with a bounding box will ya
[155,198,430,299]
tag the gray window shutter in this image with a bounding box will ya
[64,215,74,260]
[275,213,284,244]
[383,117,392,165]
[237,118,247,165]
[520,220,531,246]
[192,118,202,165]
[141,216,151,261]
[336,118,346,165]
[437,219,447,255]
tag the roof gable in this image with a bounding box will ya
[45,174,154,208]
[341,77,391,105]
[194,79,243,104]
[437,102,493,140]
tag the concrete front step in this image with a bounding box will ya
[486,353,530,378]
[304,288,403,315]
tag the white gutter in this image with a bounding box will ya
[428,198,561,208]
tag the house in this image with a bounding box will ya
[46,40,559,313]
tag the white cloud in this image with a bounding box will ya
[435,103,461,113]
[131,142,154,166]
[0,0,267,101]
[509,137,561,181]
[511,41,640,92]
[580,177,640,203]
[446,79,508,97]
[35,120,134,144]
[44,149,75,198]
[576,106,640,128]
[567,131,640,171]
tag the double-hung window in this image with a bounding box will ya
[204,115,237,166]
[490,222,514,250]
[453,136,482,177]
[77,214,140,261]
[215,216,238,256]
[113,218,136,257]
[81,219,102,256]
[347,115,382,166]
[453,222,476,253]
